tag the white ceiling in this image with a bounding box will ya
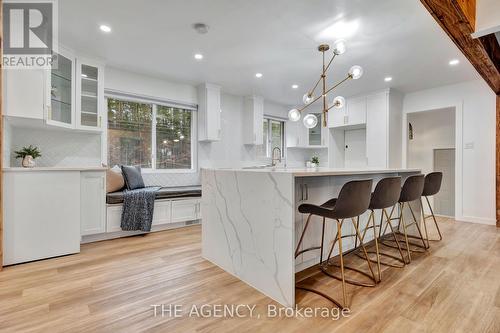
[59,0,480,106]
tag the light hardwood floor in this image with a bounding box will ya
[0,218,499,333]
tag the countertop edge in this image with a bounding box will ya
[3,167,107,172]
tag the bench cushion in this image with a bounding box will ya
[107,186,201,205]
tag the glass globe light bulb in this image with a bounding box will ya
[303,114,318,129]
[332,96,346,109]
[288,109,301,122]
[303,93,314,105]
[332,39,347,55]
[348,65,363,79]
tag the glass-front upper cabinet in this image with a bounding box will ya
[48,48,75,128]
[76,59,104,131]
[308,113,322,145]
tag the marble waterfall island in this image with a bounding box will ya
[201,167,421,307]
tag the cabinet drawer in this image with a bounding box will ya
[152,200,172,225]
[171,199,200,223]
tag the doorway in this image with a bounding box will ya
[407,107,456,217]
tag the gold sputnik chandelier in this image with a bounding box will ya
[288,40,363,128]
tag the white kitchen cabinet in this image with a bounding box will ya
[4,68,46,120]
[328,89,403,169]
[366,92,389,168]
[47,47,76,129]
[328,97,366,129]
[76,58,105,131]
[198,83,222,141]
[243,96,264,145]
[152,200,172,226]
[80,171,106,236]
[4,46,105,132]
[171,198,201,223]
[287,113,328,148]
[3,170,81,265]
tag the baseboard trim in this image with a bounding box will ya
[455,216,496,225]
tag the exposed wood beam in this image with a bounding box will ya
[420,0,500,94]
[454,0,476,30]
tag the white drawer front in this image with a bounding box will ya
[152,200,172,225]
[171,199,200,223]
[106,205,123,233]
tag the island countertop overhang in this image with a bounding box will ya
[201,167,421,177]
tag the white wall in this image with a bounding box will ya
[104,67,197,105]
[403,79,496,225]
[407,108,455,175]
[105,67,289,186]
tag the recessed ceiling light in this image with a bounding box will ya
[449,59,460,66]
[384,77,392,82]
[292,84,299,89]
[255,73,263,78]
[99,25,111,33]
[194,53,203,60]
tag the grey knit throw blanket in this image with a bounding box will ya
[121,187,161,232]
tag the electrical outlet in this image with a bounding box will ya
[464,142,474,149]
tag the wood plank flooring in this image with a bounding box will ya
[0,218,499,332]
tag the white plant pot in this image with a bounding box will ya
[21,155,36,168]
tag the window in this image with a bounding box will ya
[107,98,194,170]
[260,117,285,158]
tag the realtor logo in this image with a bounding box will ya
[2,0,58,68]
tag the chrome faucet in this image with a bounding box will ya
[272,147,282,166]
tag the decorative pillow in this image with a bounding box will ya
[106,166,125,193]
[121,165,145,190]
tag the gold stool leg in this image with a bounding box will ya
[399,202,412,263]
[425,196,443,241]
[336,219,347,308]
[382,208,407,266]
[351,217,377,283]
[408,202,429,250]
[373,210,382,282]
[420,198,431,248]
[295,214,313,258]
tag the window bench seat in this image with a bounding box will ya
[81,186,202,244]
[106,186,202,204]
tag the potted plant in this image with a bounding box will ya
[311,156,320,168]
[15,145,42,168]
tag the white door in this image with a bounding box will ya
[433,149,455,216]
[344,129,367,168]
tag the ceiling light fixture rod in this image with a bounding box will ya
[307,51,337,98]
[297,75,352,113]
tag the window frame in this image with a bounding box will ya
[104,95,197,174]
[261,116,286,159]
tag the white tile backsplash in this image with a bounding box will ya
[9,127,102,167]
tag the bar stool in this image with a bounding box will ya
[382,174,427,263]
[420,172,444,247]
[357,176,406,281]
[295,179,374,308]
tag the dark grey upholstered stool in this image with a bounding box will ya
[295,179,374,309]
[381,174,428,263]
[420,172,444,247]
[356,176,406,281]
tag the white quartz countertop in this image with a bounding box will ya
[3,167,107,172]
[203,167,421,177]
